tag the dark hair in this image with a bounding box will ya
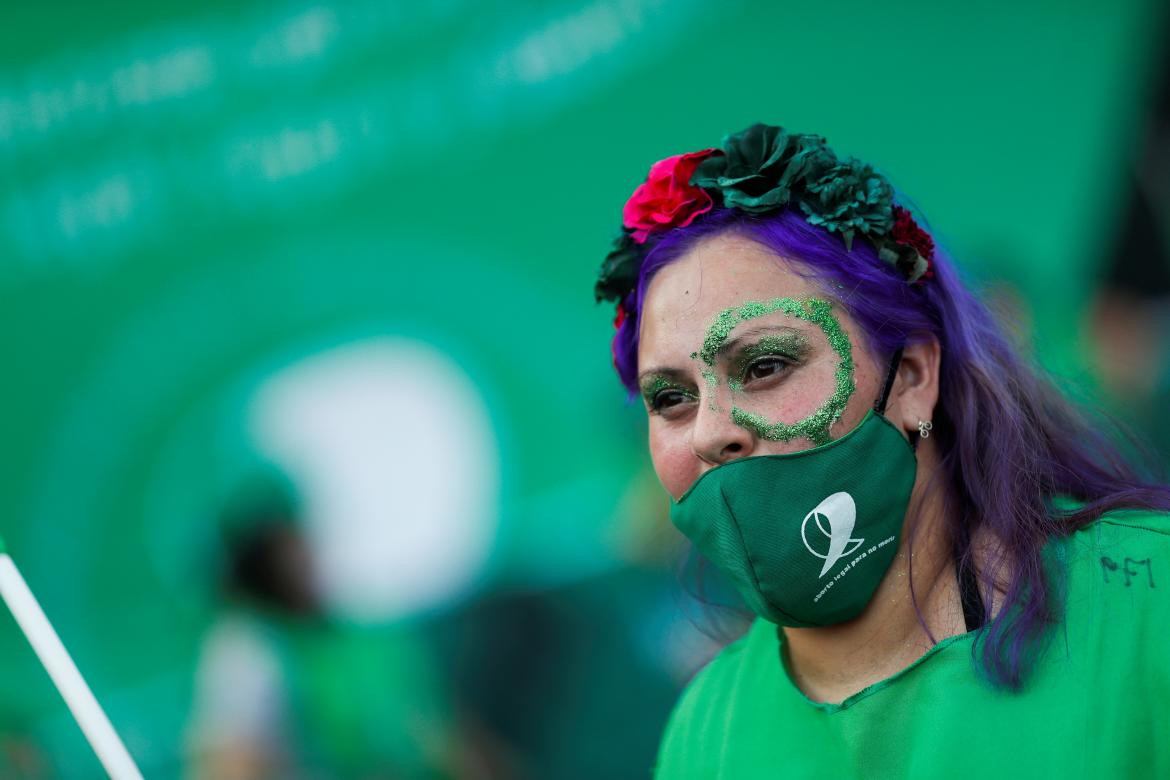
[611,206,1170,689]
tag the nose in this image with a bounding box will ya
[690,395,755,468]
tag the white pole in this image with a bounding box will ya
[0,553,143,780]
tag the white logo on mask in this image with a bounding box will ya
[801,492,864,578]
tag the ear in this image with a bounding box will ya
[887,336,941,437]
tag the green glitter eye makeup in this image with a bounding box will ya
[697,297,855,445]
[640,375,698,414]
[730,332,810,384]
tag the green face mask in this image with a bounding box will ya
[669,407,917,628]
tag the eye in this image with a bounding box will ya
[649,388,695,415]
[743,357,792,384]
[652,389,688,410]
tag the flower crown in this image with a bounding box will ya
[594,124,935,316]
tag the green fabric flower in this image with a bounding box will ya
[596,123,935,315]
[798,159,894,250]
[691,124,837,213]
[594,233,642,303]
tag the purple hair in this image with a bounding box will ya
[611,206,1170,690]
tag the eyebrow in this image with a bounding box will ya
[636,366,692,387]
[638,324,810,384]
[714,325,806,361]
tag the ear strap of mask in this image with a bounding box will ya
[957,546,987,631]
[873,346,904,415]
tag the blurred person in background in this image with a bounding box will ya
[595,123,1170,777]
[1091,36,1170,459]
[439,468,717,780]
[185,471,455,779]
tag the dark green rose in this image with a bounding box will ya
[594,233,643,303]
[798,159,894,249]
[691,124,836,213]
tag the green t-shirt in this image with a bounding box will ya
[655,510,1170,779]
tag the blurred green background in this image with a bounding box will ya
[1,0,1167,776]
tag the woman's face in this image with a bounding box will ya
[637,232,891,501]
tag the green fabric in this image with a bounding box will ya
[669,411,916,627]
[654,510,1170,779]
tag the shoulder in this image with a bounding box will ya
[1063,506,1170,575]
[1036,507,1170,734]
[654,620,771,777]
[1055,506,1170,644]
[1079,505,1170,538]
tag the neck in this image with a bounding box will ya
[781,472,969,704]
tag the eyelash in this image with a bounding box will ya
[740,355,794,385]
[648,388,696,414]
[644,352,797,415]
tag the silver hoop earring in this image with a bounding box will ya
[917,419,933,439]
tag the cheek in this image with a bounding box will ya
[747,379,830,424]
[830,351,885,435]
[647,424,699,501]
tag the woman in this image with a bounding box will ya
[595,124,1170,778]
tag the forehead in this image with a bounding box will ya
[638,233,822,359]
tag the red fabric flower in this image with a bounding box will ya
[890,206,935,260]
[622,149,721,243]
[613,303,627,330]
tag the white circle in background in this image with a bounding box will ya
[247,336,499,622]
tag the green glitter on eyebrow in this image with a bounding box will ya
[697,297,855,445]
[698,298,809,365]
